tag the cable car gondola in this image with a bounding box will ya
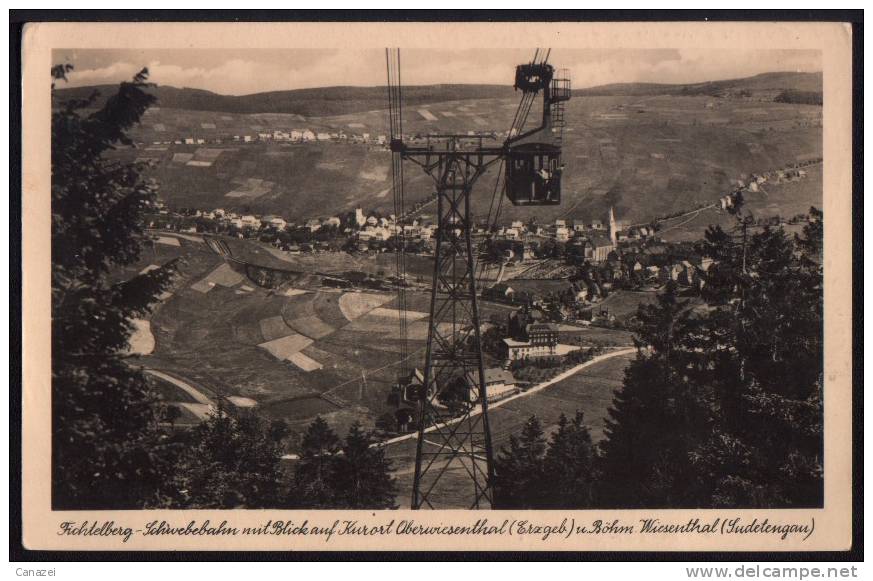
[504,62,571,206]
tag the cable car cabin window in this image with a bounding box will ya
[505,150,562,206]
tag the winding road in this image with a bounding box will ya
[279,346,637,460]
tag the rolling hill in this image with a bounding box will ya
[54,83,517,118]
[56,72,822,115]
[577,72,822,98]
[70,71,822,230]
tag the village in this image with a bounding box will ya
[147,126,520,150]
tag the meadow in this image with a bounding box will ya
[110,92,821,233]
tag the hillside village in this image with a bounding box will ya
[151,127,527,149]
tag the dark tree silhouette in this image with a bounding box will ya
[51,66,177,509]
[492,415,547,508]
[596,282,712,508]
[329,422,397,509]
[291,418,397,509]
[160,411,288,509]
[691,209,824,507]
[292,416,341,507]
[597,208,823,509]
[541,412,596,508]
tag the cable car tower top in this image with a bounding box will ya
[386,48,570,509]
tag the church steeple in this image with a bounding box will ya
[608,206,618,246]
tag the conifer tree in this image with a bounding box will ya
[51,66,177,508]
[596,283,711,508]
[329,422,397,509]
[692,207,823,507]
[293,416,341,507]
[597,207,823,509]
[161,410,288,508]
[541,412,596,508]
[492,415,547,508]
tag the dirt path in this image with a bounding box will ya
[375,346,637,449]
[280,346,637,461]
[656,203,717,234]
[144,369,212,405]
[148,230,205,244]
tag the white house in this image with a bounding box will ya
[240,215,260,229]
[467,368,518,403]
[354,208,366,228]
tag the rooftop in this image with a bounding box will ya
[467,368,516,386]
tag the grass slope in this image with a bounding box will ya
[111,91,821,232]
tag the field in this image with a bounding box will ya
[657,163,823,243]
[125,229,642,507]
[120,235,518,444]
[595,290,660,320]
[222,237,435,281]
[106,91,822,229]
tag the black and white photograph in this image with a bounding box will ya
[17,18,857,555]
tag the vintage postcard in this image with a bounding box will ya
[19,20,855,552]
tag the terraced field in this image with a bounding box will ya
[118,235,500,441]
[117,232,643,507]
[113,93,821,232]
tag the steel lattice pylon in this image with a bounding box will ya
[410,149,500,509]
[386,47,569,509]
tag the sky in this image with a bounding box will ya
[53,48,822,96]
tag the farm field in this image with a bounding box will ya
[117,223,644,463]
[107,92,821,228]
[122,232,618,453]
[657,163,822,242]
[222,236,435,281]
[120,236,514,444]
[594,290,660,321]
